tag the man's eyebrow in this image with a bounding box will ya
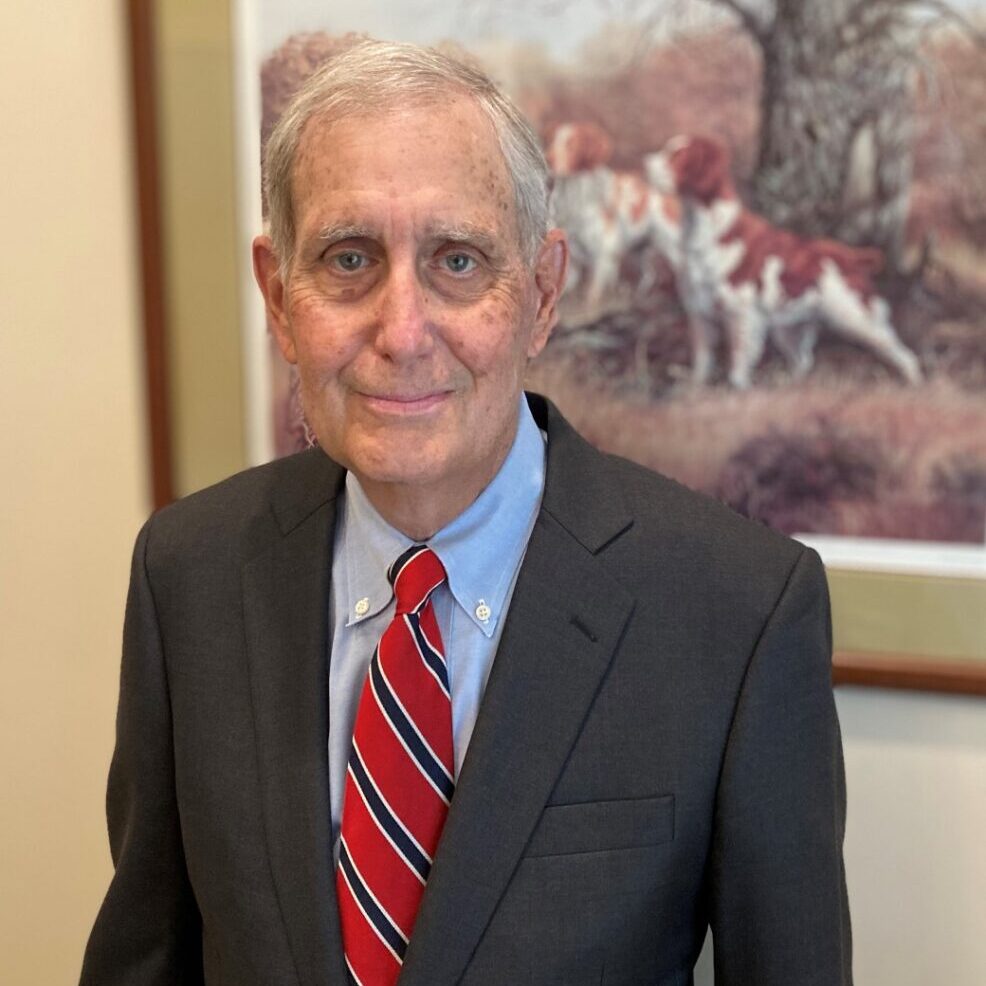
[426,221,500,252]
[316,222,376,243]
[313,220,504,253]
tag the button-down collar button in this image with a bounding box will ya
[475,600,491,623]
[354,597,370,618]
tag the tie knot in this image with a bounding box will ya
[388,545,447,615]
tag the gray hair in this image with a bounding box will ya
[263,39,550,274]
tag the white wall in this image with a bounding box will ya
[837,687,986,985]
[0,2,149,983]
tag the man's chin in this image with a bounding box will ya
[342,447,455,492]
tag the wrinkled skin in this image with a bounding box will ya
[254,97,567,538]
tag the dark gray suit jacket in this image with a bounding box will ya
[81,393,851,986]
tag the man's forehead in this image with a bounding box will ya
[290,96,522,249]
[297,97,510,173]
[296,94,504,171]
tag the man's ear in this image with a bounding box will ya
[528,228,569,358]
[252,235,297,364]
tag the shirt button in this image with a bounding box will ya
[354,597,370,617]
[475,601,491,623]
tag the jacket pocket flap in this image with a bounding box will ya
[525,794,674,858]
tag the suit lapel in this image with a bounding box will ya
[242,452,349,986]
[399,396,636,986]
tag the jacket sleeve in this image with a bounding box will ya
[709,547,852,985]
[79,519,204,985]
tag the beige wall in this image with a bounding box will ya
[837,688,986,985]
[0,2,149,984]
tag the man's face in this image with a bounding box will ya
[255,97,565,509]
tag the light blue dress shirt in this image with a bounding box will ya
[327,397,547,841]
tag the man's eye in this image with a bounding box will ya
[332,251,367,272]
[442,253,477,274]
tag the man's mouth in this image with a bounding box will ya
[356,390,452,414]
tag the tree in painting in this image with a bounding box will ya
[711,0,985,270]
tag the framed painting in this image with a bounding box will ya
[132,0,986,691]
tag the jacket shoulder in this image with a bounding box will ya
[141,449,343,573]
[533,390,806,587]
[615,451,797,547]
[600,449,808,590]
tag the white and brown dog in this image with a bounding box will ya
[546,122,681,324]
[645,135,922,388]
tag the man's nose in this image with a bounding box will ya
[372,260,433,362]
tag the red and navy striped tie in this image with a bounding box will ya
[336,544,455,986]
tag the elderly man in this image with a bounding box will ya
[81,40,851,986]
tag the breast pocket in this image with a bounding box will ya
[524,794,675,858]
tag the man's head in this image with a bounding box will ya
[253,40,568,537]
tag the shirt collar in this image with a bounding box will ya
[337,476,407,628]
[339,396,546,637]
